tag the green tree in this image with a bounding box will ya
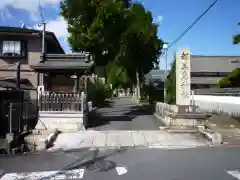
[233,22,240,44]
[217,21,240,88]
[60,0,163,87]
[60,0,127,66]
[116,3,163,83]
[107,62,129,88]
[165,56,176,104]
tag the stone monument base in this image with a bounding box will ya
[162,105,211,129]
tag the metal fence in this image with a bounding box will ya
[0,89,38,137]
[39,91,82,111]
[193,88,240,96]
[6,101,38,135]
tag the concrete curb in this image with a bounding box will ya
[155,113,198,133]
[167,129,198,133]
[197,126,223,145]
[154,112,223,145]
[154,113,167,125]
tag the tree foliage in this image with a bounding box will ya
[233,22,240,44]
[165,56,176,104]
[60,0,163,87]
[60,0,127,66]
[116,3,163,80]
[217,21,240,88]
[217,68,240,88]
[107,62,129,88]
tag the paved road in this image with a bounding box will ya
[1,147,240,179]
[88,97,164,130]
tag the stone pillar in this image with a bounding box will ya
[176,48,191,113]
[76,74,80,93]
[71,74,78,93]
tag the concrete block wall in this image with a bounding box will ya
[155,102,199,127]
[156,96,240,119]
[192,95,240,118]
[35,111,85,132]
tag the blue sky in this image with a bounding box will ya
[0,0,239,69]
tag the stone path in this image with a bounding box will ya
[47,131,210,151]
[88,97,164,131]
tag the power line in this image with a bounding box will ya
[168,0,219,48]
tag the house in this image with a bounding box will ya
[0,26,93,99]
[0,26,94,137]
[146,55,240,89]
[0,26,64,98]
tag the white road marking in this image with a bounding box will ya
[227,170,240,179]
[0,169,84,180]
[116,166,128,175]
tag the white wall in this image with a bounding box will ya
[191,95,240,118]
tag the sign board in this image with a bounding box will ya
[176,48,191,106]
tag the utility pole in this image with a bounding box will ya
[40,21,46,63]
[39,21,46,86]
[136,69,140,103]
[16,62,20,90]
[163,44,168,103]
[16,62,22,133]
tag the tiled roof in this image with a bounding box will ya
[31,54,94,71]
[145,70,170,81]
[0,26,65,54]
[0,79,35,90]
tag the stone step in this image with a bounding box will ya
[166,126,198,133]
[39,112,83,118]
[35,123,84,132]
[38,117,83,124]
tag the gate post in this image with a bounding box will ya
[81,91,84,114]
[6,103,14,154]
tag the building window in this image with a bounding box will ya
[218,72,229,77]
[191,72,229,77]
[0,40,26,58]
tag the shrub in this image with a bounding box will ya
[217,68,240,88]
[87,77,113,106]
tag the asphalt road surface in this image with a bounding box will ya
[88,97,164,130]
[1,147,240,179]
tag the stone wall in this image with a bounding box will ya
[155,102,200,127]
[156,95,240,119]
[192,95,240,118]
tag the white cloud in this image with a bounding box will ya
[0,8,13,21]
[0,0,60,22]
[0,0,70,51]
[34,16,67,39]
[154,15,163,24]
[0,0,60,11]
[34,16,69,51]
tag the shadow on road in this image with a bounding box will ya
[87,99,156,129]
[94,100,113,108]
[124,104,154,116]
[88,110,133,128]
[42,147,127,179]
